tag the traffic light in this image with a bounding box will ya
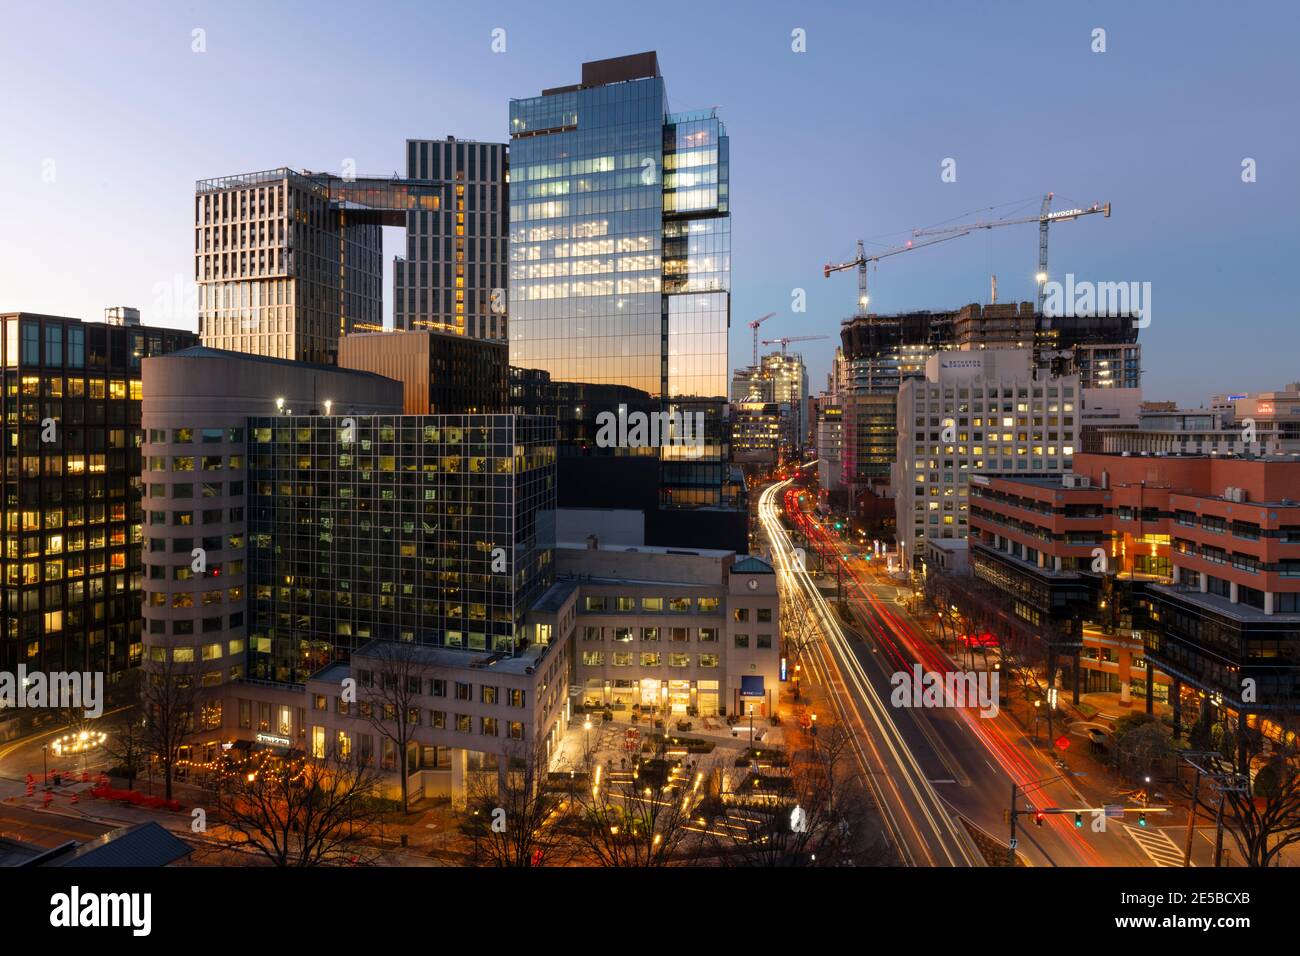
[1138,812,1147,827]
[1074,812,1083,828]
[1034,811,1045,828]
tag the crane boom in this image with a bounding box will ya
[909,194,1110,311]
[747,312,777,366]
[824,231,972,315]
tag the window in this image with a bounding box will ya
[481,717,498,737]
[757,608,773,623]
[641,627,659,642]
[456,714,471,733]
[699,654,719,668]
[507,689,525,708]
[584,596,607,611]
[481,686,498,705]
[698,597,720,612]
[733,608,749,622]
[734,634,750,648]
[430,678,446,697]
[757,634,773,649]
[669,654,690,668]
[641,653,661,666]
[699,627,718,643]
[455,682,471,700]
[669,597,692,613]
[641,597,663,611]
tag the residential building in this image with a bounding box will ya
[0,312,196,696]
[339,329,508,415]
[393,137,509,341]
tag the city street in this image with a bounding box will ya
[768,473,1201,867]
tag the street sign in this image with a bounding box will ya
[1009,838,1018,849]
[1105,804,1125,819]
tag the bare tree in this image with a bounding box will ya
[213,748,388,867]
[463,740,575,867]
[358,640,429,814]
[1190,712,1300,868]
[569,736,706,866]
[140,654,197,801]
[704,719,891,866]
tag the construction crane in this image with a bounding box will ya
[762,334,829,357]
[748,312,777,366]
[823,232,973,317]
[910,193,1111,311]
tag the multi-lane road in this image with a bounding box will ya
[759,471,1154,867]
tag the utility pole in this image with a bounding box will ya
[1008,782,1019,866]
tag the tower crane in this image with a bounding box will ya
[761,334,829,357]
[909,193,1110,311]
[823,231,973,317]
[748,312,777,366]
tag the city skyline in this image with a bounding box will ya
[2,0,1297,406]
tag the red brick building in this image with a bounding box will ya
[967,452,1300,737]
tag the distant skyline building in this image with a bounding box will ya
[394,137,509,341]
[508,52,742,550]
[0,312,197,694]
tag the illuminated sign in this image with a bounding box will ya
[255,733,291,748]
[780,657,788,681]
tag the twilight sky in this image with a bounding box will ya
[1,0,1296,404]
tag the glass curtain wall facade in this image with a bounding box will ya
[246,414,556,683]
[0,313,197,680]
[508,63,732,509]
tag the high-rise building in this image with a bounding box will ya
[393,138,509,341]
[140,347,404,698]
[508,53,742,550]
[0,312,197,688]
[894,349,1080,568]
[195,168,444,365]
[339,329,508,415]
[246,413,557,682]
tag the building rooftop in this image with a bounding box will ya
[1148,582,1300,624]
[341,639,552,677]
[158,345,399,384]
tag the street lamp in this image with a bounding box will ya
[324,399,333,416]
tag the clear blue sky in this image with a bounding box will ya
[1,0,1296,404]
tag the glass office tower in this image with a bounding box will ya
[508,52,733,511]
[245,414,556,683]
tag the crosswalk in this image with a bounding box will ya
[1125,824,1191,867]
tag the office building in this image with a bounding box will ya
[894,349,1080,568]
[339,329,508,415]
[508,52,743,551]
[140,347,404,701]
[731,400,781,465]
[967,452,1300,734]
[0,312,196,691]
[196,168,443,365]
[563,543,780,719]
[1213,384,1300,454]
[393,137,509,341]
